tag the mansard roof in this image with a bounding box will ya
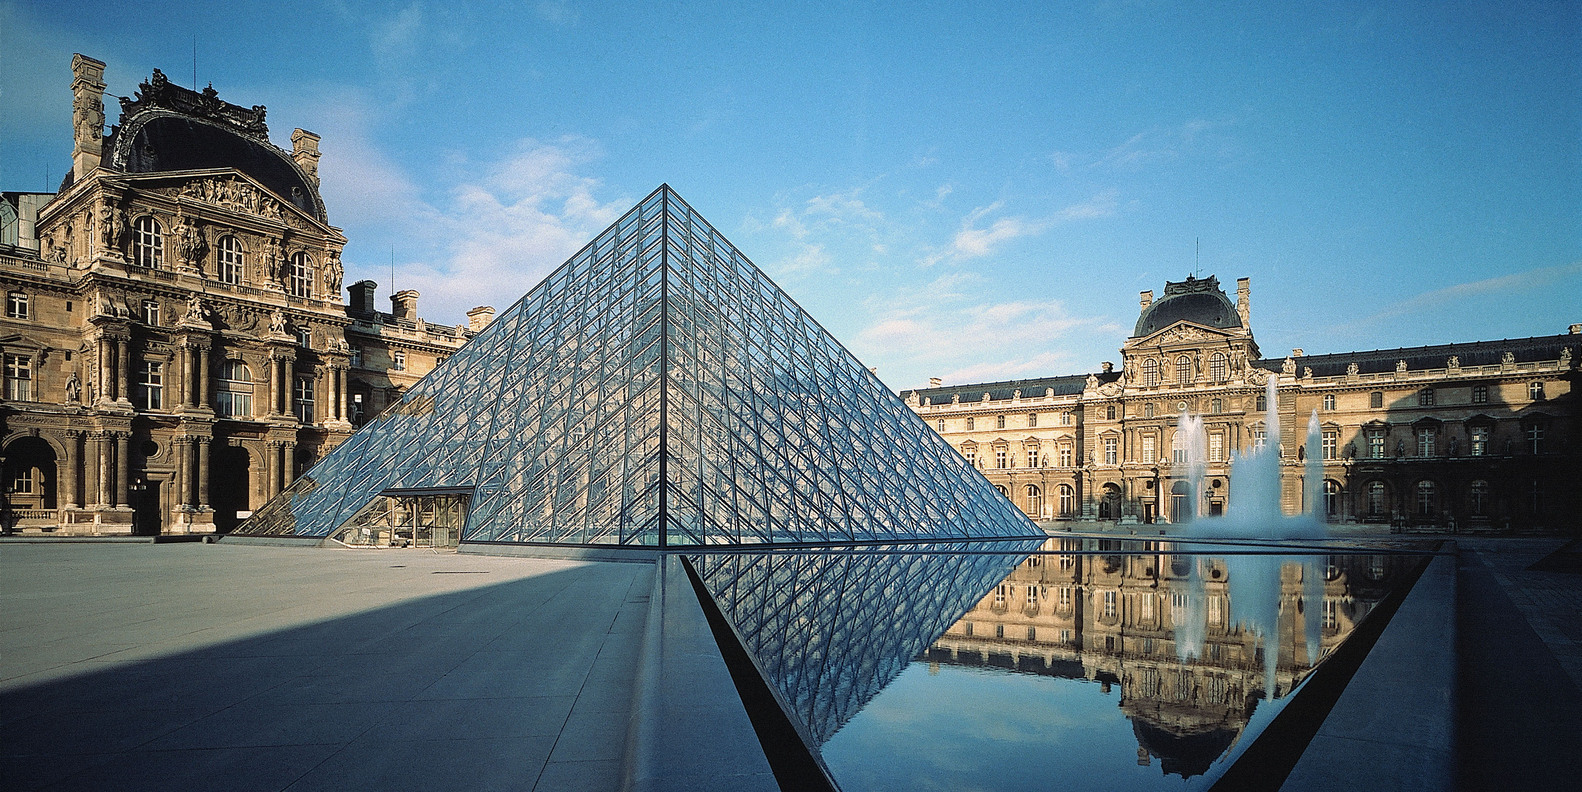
[1254,333,1576,377]
[1133,275,1242,337]
[97,69,325,223]
[901,371,1116,405]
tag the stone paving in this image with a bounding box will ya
[1,543,651,792]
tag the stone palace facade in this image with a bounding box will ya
[0,55,490,535]
[904,276,1578,531]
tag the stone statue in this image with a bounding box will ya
[1303,367,1313,379]
[1502,351,1515,365]
[1346,362,1359,376]
[99,200,123,252]
[1396,360,1408,373]
[324,250,344,294]
[174,210,206,273]
[181,294,208,325]
[262,237,283,284]
[1447,355,1460,369]
[1560,347,1572,367]
[1449,437,1459,456]
[65,371,81,404]
[269,309,287,335]
[1282,356,1296,375]
[1086,373,1100,390]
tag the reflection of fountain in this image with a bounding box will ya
[1179,376,1327,540]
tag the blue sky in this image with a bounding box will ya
[3,1,1577,389]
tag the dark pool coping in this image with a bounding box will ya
[1278,546,1457,791]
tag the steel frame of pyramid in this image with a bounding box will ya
[232,186,1041,547]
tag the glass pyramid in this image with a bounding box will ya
[232,186,1040,546]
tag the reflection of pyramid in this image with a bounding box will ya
[688,544,1037,742]
[234,186,1039,546]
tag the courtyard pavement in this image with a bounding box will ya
[1,543,651,791]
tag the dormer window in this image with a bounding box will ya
[289,252,313,298]
[217,235,244,285]
[134,216,164,268]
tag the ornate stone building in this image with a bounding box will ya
[905,275,1578,531]
[0,55,487,536]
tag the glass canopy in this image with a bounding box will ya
[232,186,1040,547]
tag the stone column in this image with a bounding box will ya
[198,347,212,408]
[114,432,130,507]
[96,338,111,401]
[171,437,188,508]
[281,441,297,489]
[263,441,278,499]
[197,437,211,508]
[62,431,82,509]
[279,359,291,415]
[94,433,110,507]
[177,346,193,407]
[115,339,130,402]
[338,368,349,421]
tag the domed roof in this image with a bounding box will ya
[103,70,325,222]
[1134,275,1241,337]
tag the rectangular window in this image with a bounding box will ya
[1027,586,1038,605]
[936,419,944,432]
[965,416,974,430]
[1173,447,1187,464]
[140,300,160,326]
[1322,430,1337,460]
[1059,445,1072,467]
[1209,433,1224,462]
[5,291,29,319]
[1529,381,1546,401]
[996,415,1006,429]
[1104,438,1117,465]
[1368,428,1386,459]
[349,347,363,367]
[1027,626,1037,641]
[11,466,33,495]
[3,354,32,401]
[1211,398,1222,414]
[1322,394,1336,411]
[1527,425,1543,454]
[1061,412,1072,426]
[392,350,406,371]
[963,449,977,467]
[995,449,1007,469]
[1104,590,1117,620]
[1141,435,1156,463]
[1028,413,1038,428]
[1417,427,1436,457]
[1418,388,1435,407]
[1470,426,1489,456]
[294,377,315,423]
[1027,448,1039,468]
[1252,427,1267,450]
[1370,391,1384,409]
[137,361,163,411]
[296,326,312,348]
[1472,385,1488,404]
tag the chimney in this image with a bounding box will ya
[928,377,943,389]
[71,54,108,180]
[348,280,377,316]
[291,129,322,184]
[1139,290,1153,310]
[1236,277,1251,327]
[466,305,495,332]
[391,289,419,322]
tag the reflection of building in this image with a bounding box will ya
[926,538,1403,777]
[905,275,1578,529]
[0,55,488,536]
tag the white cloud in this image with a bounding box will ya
[1346,260,1582,328]
[933,191,1118,263]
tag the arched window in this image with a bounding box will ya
[1324,480,1342,517]
[1468,480,1489,516]
[217,235,244,285]
[217,360,254,418]
[1026,484,1044,516]
[1416,480,1437,517]
[1058,484,1075,517]
[1209,352,1228,383]
[289,252,313,297]
[1176,355,1192,384]
[1368,481,1387,516]
[134,216,164,268]
[1142,359,1160,387]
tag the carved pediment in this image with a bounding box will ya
[1130,321,1236,348]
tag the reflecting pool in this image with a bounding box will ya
[689,537,1429,792]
